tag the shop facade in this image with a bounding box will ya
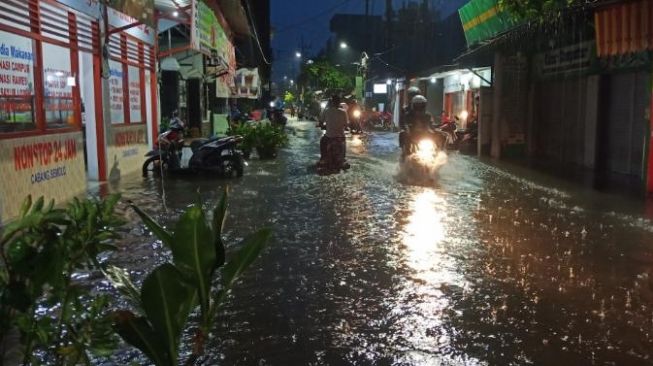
[0,0,97,222]
[0,0,157,222]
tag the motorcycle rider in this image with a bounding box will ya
[402,95,446,159]
[319,94,349,168]
[399,86,422,148]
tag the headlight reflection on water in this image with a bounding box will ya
[393,189,483,365]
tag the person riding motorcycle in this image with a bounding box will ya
[399,86,422,147]
[402,95,445,159]
[318,95,349,170]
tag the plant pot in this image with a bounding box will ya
[256,146,278,160]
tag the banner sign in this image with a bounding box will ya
[458,0,518,46]
[536,42,594,76]
[355,76,363,100]
[191,0,235,74]
[107,7,155,45]
[0,132,86,222]
[232,68,260,99]
[107,124,149,179]
[108,0,155,28]
[54,0,100,18]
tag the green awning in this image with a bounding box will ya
[458,0,518,46]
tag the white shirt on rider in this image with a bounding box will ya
[322,106,348,138]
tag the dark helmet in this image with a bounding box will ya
[330,94,341,107]
[407,86,420,98]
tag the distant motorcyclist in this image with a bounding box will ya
[169,110,185,131]
[318,95,348,168]
[399,86,421,147]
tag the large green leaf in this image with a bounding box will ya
[171,205,215,324]
[221,228,272,289]
[130,205,173,249]
[141,264,193,364]
[113,311,171,366]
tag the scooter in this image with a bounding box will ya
[142,132,245,178]
[348,107,363,134]
[269,108,287,128]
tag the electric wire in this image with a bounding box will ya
[243,0,271,65]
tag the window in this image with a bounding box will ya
[0,31,36,133]
[42,42,74,129]
[108,60,124,124]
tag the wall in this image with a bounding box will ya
[106,124,149,180]
[0,132,86,223]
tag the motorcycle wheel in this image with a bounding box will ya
[221,156,243,178]
[142,155,162,176]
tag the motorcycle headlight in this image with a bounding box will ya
[417,139,435,153]
[353,110,361,118]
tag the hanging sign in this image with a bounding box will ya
[108,0,155,28]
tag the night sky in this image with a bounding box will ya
[270,0,469,82]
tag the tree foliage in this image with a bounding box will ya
[498,0,578,22]
[299,59,354,93]
[283,91,295,105]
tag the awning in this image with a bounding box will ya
[595,0,653,57]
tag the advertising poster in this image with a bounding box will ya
[0,132,86,222]
[108,60,124,124]
[106,124,149,180]
[0,30,35,130]
[128,65,141,122]
[43,42,74,125]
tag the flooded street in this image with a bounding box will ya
[106,120,653,365]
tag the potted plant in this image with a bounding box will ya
[228,123,256,159]
[252,124,288,160]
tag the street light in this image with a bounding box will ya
[290,79,294,85]
[340,42,348,49]
[295,51,302,58]
[386,79,392,85]
[172,10,178,17]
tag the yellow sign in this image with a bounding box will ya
[0,132,86,222]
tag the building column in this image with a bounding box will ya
[645,70,653,198]
[491,52,503,159]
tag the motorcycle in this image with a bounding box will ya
[348,107,363,133]
[269,108,287,128]
[142,131,245,178]
[364,111,393,131]
[436,120,459,149]
[456,120,478,154]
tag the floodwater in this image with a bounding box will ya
[103,121,653,365]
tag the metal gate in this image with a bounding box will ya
[604,71,648,180]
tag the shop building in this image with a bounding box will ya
[453,0,653,198]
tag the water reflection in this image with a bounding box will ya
[402,189,446,275]
[392,189,484,365]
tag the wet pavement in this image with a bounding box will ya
[104,120,653,365]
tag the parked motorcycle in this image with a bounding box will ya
[456,119,478,154]
[142,132,244,178]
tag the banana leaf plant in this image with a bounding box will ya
[111,189,271,366]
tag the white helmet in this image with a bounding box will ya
[411,94,427,107]
[407,86,420,98]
